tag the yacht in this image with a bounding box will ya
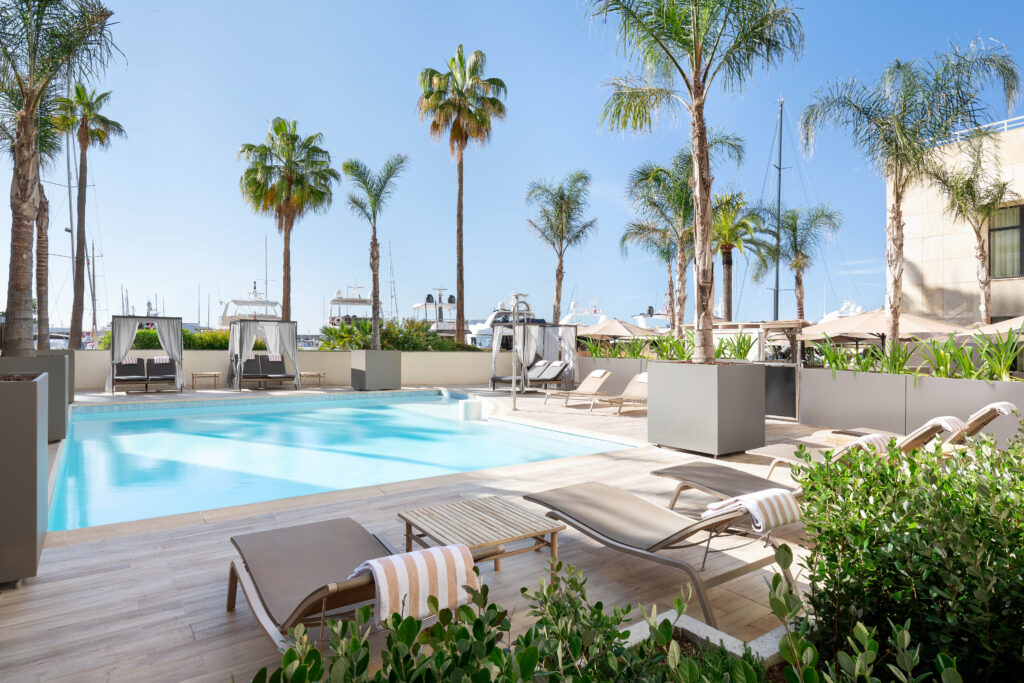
[558,299,607,327]
[413,289,457,337]
[632,306,672,331]
[466,294,539,348]
[218,282,282,328]
[328,283,373,327]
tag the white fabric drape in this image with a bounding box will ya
[559,326,577,380]
[227,322,240,385]
[276,322,300,388]
[513,326,540,386]
[152,318,184,389]
[490,325,509,385]
[106,317,141,391]
[230,321,260,389]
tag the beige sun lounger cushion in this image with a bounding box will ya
[542,369,611,405]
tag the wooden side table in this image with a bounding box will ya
[191,371,220,390]
[300,371,326,388]
[398,496,565,576]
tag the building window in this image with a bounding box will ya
[991,206,1023,279]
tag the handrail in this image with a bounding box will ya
[940,115,1024,146]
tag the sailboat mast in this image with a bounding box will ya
[773,97,784,321]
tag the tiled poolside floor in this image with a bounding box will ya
[0,386,828,682]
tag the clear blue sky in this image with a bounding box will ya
[1,0,1022,333]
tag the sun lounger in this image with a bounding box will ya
[531,361,570,388]
[260,355,295,388]
[145,357,179,392]
[112,357,147,392]
[523,482,793,628]
[490,360,548,390]
[239,356,267,389]
[942,401,1016,445]
[590,372,647,414]
[227,517,501,647]
[542,369,611,406]
[653,416,966,509]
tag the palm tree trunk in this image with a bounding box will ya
[281,218,292,321]
[721,247,733,321]
[690,96,715,361]
[674,229,687,338]
[370,222,381,350]
[455,146,465,342]
[794,269,804,322]
[553,253,564,323]
[973,223,991,324]
[36,184,50,350]
[4,109,41,357]
[884,186,905,346]
[69,125,88,350]
[665,260,675,331]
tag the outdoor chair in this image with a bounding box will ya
[530,361,570,389]
[590,372,647,414]
[523,481,793,629]
[145,357,179,392]
[112,357,147,392]
[541,369,611,406]
[259,355,295,389]
[239,355,268,389]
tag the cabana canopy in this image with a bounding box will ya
[490,323,577,390]
[227,320,300,389]
[107,315,184,391]
[798,308,963,342]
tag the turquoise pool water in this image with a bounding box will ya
[48,392,625,531]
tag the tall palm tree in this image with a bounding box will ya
[54,83,123,348]
[238,117,340,321]
[524,170,598,322]
[801,41,1020,344]
[927,132,1017,324]
[752,204,841,320]
[417,44,507,341]
[711,192,763,321]
[626,131,744,336]
[0,0,116,357]
[342,154,409,350]
[619,220,676,329]
[595,0,803,360]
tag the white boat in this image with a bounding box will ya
[413,289,457,337]
[466,293,537,348]
[558,299,607,327]
[218,283,281,328]
[818,300,864,324]
[632,305,672,331]
[328,283,373,327]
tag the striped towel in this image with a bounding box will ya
[348,545,477,624]
[121,355,138,365]
[702,488,801,533]
[152,356,171,364]
[267,353,282,362]
[837,433,893,456]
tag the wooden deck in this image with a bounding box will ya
[0,389,826,682]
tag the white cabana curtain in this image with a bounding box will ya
[490,324,510,382]
[152,318,184,389]
[228,320,260,389]
[106,316,141,391]
[559,326,578,380]
[228,320,301,389]
[276,322,301,388]
[513,325,540,386]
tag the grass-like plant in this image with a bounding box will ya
[976,329,1021,381]
[812,335,849,375]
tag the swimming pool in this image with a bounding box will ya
[49,392,626,531]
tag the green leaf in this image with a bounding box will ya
[517,646,539,680]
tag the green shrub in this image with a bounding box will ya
[795,436,1024,677]
[97,328,266,350]
[653,333,694,361]
[319,319,481,352]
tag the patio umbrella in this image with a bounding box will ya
[798,308,964,342]
[959,314,1024,338]
[578,318,658,339]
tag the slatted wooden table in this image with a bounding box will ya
[398,496,565,575]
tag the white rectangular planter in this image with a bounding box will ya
[799,368,907,434]
[648,361,765,456]
[351,350,402,391]
[0,373,47,584]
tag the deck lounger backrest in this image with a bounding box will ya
[622,372,648,400]
[576,369,610,394]
[146,357,176,380]
[114,357,146,380]
[948,401,1017,444]
[242,357,264,378]
[260,356,293,378]
[527,360,551,381]
[537,361,567,382]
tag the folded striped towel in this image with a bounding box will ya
[835,432,893,457]
[702,487,801,533]
[121,355,138,365]
[152,356,171,364]
[246,353,256,361]
[267,353,282,362]
[349,545,477,624]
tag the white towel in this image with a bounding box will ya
[836,433,893,456]
[267,353,282,362]
[703,488,801,533]
[348,544,477,624]
[121,355,137,365]
[152,356,170,364]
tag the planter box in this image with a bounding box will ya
[576,357,647,395]
[351,350,402,391]
[0,373,48,584]
[799,368,907,434]
[907,376,1024,447]
[0,354,68,441]
[648,360,765,456]
[38,349,74,402]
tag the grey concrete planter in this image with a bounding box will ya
[576,356,646,395]
[907,376,1024,447]
[0,354,68,441]
[799,368,907,434]
[0,373,48,584]
[351,350,402,391]
[38,349,74,402]
[648,360,765,456]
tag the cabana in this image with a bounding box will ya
[107,315,184,393]
[490,323,577,390]
[227,320,300,390]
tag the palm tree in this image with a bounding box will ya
[342,154,409,350]
[595,0,803,360]
[417,45,507,341]
[752,204,841,320]
[626,132,744,336]
[0,0,117,357]
[801,41,1020,344]
[927,132,1017,324]
[54,83,123,349]
[238,118,340,321]
[525,170,598,322]
[619,220,676,329]
[711,192,763,321]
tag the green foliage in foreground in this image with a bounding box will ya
[97,328,266,351]
[581,331,754,361]
[319,319,481,352]
[796,434,1024,677]
[253,554,962,683]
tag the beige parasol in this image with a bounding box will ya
[798,308,964,342]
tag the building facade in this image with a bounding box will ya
[899,119,1024,325]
